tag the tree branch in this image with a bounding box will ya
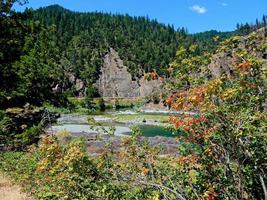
[259,174,267,200]
[137,180,187,200]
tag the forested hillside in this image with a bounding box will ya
[32,5,240,80]
[192,30,235,52]
[32,5,187,77]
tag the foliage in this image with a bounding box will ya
[42,102,71,114]
[192,15,267,54]
[167,44,211,91]
[1,2,267,200]
[236,15,267,36]
[149,92,161,104]
[84,86,97,112]
[97,98,106,112]
[0,137,100,199]
[0,112,14,146]
[17,25,68,106]
[192,30,235,53]
[0,0,31,107]
[0,108,44,150]
[0,1,68,108]
[114,99,121,110]
[14,123,43,149]
[0,133,183,199]
[166,30,267,199]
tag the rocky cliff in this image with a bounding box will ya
[207,27,267,111]
[208,26,267,78]
[96,48,163,98]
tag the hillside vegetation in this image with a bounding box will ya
[32,5,186,78]
[0,1,266,200]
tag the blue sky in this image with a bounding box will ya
[14,0,267,33]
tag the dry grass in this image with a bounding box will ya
[0,174,32,200]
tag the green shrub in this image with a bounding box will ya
[0,109,44,150]
[114,99,121,110]
[0,114,14,147]
[151,93,161,104]
[97,98,106,112]
[15,124,43,148]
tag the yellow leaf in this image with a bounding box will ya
[189,169,198,183]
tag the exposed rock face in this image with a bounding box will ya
[208,52,237,79]
[139,77,162,97]
[208,27,267,79]
[96,48,163,97]
[75,79,84,93]
[66,73,85,97]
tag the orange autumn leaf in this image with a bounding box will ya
[234,61,252,71]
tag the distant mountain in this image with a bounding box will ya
[192,14,267,52]
[192,30,235,52]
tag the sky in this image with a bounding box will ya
[14,0,267,33]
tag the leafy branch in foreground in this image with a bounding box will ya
[166,31,267,199]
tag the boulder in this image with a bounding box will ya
[66,73,85,96]
[75,79,84,91]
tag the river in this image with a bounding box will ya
[50,109,181,138]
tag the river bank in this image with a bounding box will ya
[46,110,181,156]
[49,110,177,137]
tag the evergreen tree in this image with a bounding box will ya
[0,0,31,107]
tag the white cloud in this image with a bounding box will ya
[190,5,207,14]
[220,2,228,7]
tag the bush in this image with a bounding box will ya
[0,137,100,199]
[0,107,44,150]
[0,114,13,147]
[146,92,161,104]
[166,34,267,199]
[84,86,98,112]
[114,99,121,110]
[0,132,182,200]
[97,98,106,112]
[15,124,43,149]
[151,93,161,104]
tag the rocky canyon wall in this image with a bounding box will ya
[96,48,163,98]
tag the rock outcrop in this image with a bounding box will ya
[208,27,267,79]
[66,73,85,97]
[96,48,163,98]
